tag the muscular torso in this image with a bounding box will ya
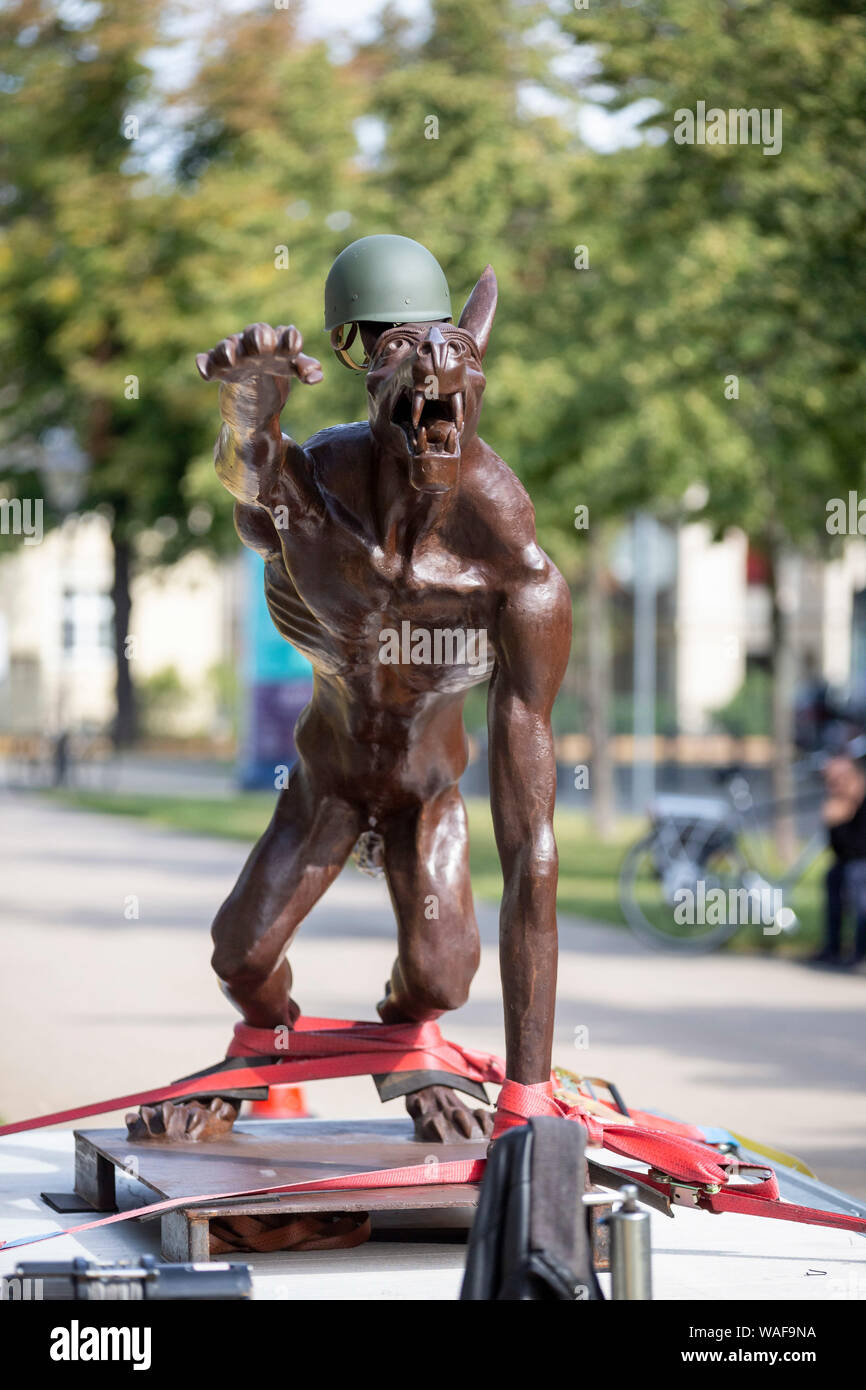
[234,421,541,808]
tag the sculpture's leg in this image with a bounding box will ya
[209,768,361,1026]
[126,765,361,1140]
[376,786,492,1142]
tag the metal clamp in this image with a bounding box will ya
[648,1170,723,1210]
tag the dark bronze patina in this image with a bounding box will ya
[128,262,571,1144]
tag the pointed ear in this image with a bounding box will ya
[457,265,497,358]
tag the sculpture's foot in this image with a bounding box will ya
[125,1097,240,1142]
[405,1085,494,1143]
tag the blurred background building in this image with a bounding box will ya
[0,513,236,741]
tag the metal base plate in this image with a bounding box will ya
[40,1191,117,1214]
[73,1117,485,1262]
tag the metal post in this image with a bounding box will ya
[632,512,657,813]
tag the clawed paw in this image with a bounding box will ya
[125,1097,240,1143]
[195,322,323,386]
[406,1085,494,1143]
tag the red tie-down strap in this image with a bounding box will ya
[0,1016,506,1140]
[491,1080,866,1236]
[226,1016,506,1085]
[1,1023,866,1249]
[0,1159,488,1252]
[494,1080,730,1184]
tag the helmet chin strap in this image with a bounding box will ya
[330,323,369,372]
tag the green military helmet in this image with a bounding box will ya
[324,234,452,370]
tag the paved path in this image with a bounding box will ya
[1,793,864,1197]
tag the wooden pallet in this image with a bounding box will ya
[72,1117,487,1262]
[71,1116,611,1266]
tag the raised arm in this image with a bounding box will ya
[196,322,323,517]
[488,549,572,1086]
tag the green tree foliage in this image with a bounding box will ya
[555,0,866,543]
[0,0,212,739]
[554,0,866,840]
[169,4,371,452]
[2,0,864,774]
[0,1,370,739]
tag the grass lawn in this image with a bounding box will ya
[48,789,827,955]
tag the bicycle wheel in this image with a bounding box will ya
[619,831,749,953]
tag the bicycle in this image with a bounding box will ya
[619,757,832,953]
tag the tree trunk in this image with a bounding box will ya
[769,542,797,862]
[111,532,138,747]
[586,523,616,839]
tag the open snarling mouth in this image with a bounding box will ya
[391,387,465,460]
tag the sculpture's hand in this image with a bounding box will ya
[196,322,323,387]
[199,324,322,503]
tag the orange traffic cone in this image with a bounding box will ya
[248,1085,309,1119]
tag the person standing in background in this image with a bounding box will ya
[815,755,866,969]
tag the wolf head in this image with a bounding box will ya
[362,266,498,493]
